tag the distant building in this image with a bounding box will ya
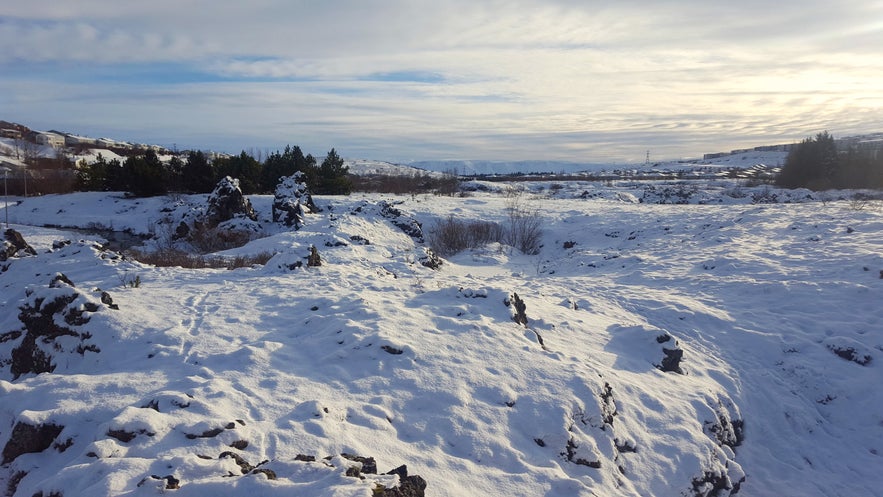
[703,152,729,160]
[64,134,98,147]
[0,128,21,139]
[35,132,65,148]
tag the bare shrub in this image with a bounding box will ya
[126,248,275,269]
[188,223,254,253]
[470,219,505,246]
[503,187,544,255]
[506,209,544,255]
[428,215,472,256]
[847,193,872,211]
[429,211,541,256]
[350,171,459,195]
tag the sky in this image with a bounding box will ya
[2,0,882,163]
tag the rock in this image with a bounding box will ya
[655,333,685,374]
[419,248,442,270]
[229,440,249,450]
[659,347,684,374]
[827,344,872,365]
[100,291,119,310]
[506,293,528,326]
[379,201,424,242]
[691,469,743,497]
[307,245,322,267]
[272,172,317,229]
[140,475,180,490]
[2,277,103,380]
[381,345,404,355]
[50,272,75,288]
[204,177,257,228]
[1,421,64,464]
[174,221,190,239]
[220,451,254,474]
[1,229,37,261]
[252,468,277,479]
[379,475,427,497]
[600,382,617,427]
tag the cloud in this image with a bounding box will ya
[1,0,881,161]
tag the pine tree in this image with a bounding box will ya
[776,131,838,190]
[123,150,167,197]
[213,151,262,194]
[316,148,352,195]
[182,150,215,193]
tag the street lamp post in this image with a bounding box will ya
[3,168,8,228]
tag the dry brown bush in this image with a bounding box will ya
[126,248,275,269]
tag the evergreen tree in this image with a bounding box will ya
[76,153,109,191]
[104,158,125,191]
[261,145,300,192]
[316,148,352,195]
[123,150,167,196]
[213,151,262,194]
[776,131,838,190]
[836,145,883,189]
[167,155,185,192]
[182,150,215,193]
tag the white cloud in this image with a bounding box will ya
[2,0,882,161]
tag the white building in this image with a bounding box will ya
[64,134,98,147]
[35,132,65,148]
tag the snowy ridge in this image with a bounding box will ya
[344,159,440,177]
[0,183,881,496]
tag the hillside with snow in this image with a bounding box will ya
[0,180,881,497]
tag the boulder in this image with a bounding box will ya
[205,177,257,228]
[379,201,424,242]
[1,275,107,380]
[1,229,37,261]
[1,421,64,464]
[272,172,317,229]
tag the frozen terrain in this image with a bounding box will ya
[0,180,881,497]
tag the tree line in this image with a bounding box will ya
[76,146,352,197]
[776,132,883,190]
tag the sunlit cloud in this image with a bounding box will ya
[1,0,881,162]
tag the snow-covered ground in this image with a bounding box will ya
[407,151,788,176]
[1,181,881,497]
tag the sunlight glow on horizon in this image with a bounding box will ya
[2,1,881,162]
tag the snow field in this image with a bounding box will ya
[0,182,881,496]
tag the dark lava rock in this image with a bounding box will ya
[272,172,317,229]
[659,347,684,374]
[379,201,424,242]
[307,245,322,267]
[2,422,64,464]
[205,176,257,228]
[3,277,104,380]
[2,229,37,261]
[827,344,872,366]
[506,293,528,326]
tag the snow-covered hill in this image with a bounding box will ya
[0,181,881,497]
[344,159,440,177]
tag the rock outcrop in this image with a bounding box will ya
[205,176,257,228]
[272,172,317,229]
[1,229,37,262]
[0,274,112,380]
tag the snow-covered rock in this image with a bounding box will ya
[272,172,317,229]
